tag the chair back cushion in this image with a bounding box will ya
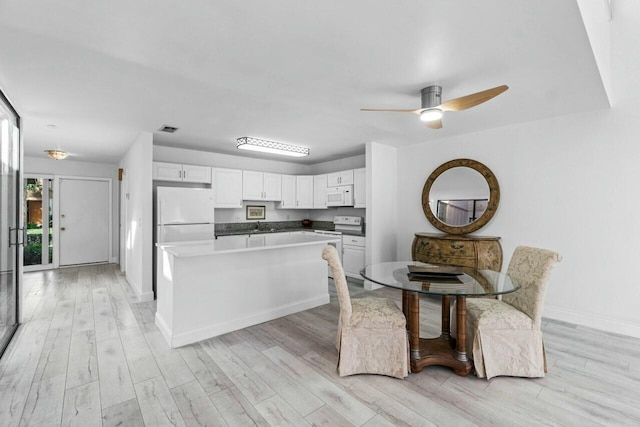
[322,245,352,322]
[502,246,561,326]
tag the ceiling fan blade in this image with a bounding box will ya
[360,108,422,114]
[438,85,508,112]
[426,119,442,129]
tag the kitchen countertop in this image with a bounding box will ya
[158,233,341,257]
[214,228,366,238]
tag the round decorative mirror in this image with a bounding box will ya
[421,158,500,235]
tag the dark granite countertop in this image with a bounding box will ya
[214,220,365,238]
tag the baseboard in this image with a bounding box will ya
[544,305,640,339]
[123,276,155,303]
[166,294,330,348]
[138,291,155,303]
[155,312,173,346]
[109,257,117,263]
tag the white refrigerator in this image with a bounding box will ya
[156,187,216,243]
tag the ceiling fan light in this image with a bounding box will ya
[420,108,443,122]
[45,149,69,160]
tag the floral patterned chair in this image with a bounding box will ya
[321,245,409,378]
[453,246,562,379]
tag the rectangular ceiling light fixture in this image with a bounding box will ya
[236,137,309,157]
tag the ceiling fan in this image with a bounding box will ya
[361,84,508,129]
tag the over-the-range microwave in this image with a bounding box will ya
[327,185,354,207]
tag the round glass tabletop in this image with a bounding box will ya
[360,261,520,297]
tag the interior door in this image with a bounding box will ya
[0,90,21,357]
[59,178,110,266]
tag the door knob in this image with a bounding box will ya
[61,227,66,231]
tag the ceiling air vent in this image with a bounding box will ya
[158,125,179,133]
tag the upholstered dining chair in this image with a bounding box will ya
[321,245,409,378]
[453,245,562,379]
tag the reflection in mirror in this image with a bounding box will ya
[429,167,490,226]
[437,199,488,225]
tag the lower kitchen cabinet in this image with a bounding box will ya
[342,235,366,279]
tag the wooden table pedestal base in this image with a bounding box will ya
[402,291,473,376]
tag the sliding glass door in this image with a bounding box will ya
[0,90,21,357]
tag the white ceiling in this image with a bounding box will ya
[0,0,609,165]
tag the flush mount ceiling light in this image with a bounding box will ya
[44,150,69,160]
[236,137,309,157]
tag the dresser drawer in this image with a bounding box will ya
[413,238,476,259]
[411,233,503,272]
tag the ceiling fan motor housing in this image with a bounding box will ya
[421,85,442,109]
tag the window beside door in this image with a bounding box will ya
[24,177,54,268]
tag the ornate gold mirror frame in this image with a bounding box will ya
[421,158,500,235]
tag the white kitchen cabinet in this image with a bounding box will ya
[354,168,366,208]
[313,174,328,209]
[153,162,211,184]
[242,171,282,201]
[342,235,366,279]
[280,175,297,208]
[212,168,243,208]
[296,176,314,208]
[153,162,182,181]
[327,169,354,186]
[279,175,314,209]
[182,164,212,183]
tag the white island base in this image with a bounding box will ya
[156,234,338,348]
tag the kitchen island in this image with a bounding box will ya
[155,232,340,348]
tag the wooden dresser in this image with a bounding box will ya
[412,233,503,271]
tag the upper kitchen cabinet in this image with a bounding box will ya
[313,174,328,209]
[212,168,243,208]
[153,162,212,184]
[354,168,366,208]
[280,175,296,208]
[279,175,313,209]
[327,169,354,186]
[242,171,282,201]
[296,176,314,209]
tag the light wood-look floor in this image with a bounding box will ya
[1,264,639,426]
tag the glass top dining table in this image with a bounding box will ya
[360,261,520,297]
[360,261,521,376]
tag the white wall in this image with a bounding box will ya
[24,156,119,262]
[214,201,309,223]
[365,142,397,290]
[119,132,153,301]
[395,2,640,337]
[308,154,365,174]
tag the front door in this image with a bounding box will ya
[59,178,110,266]
[0,90,21,357]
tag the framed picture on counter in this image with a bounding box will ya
[246,205,266,220]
